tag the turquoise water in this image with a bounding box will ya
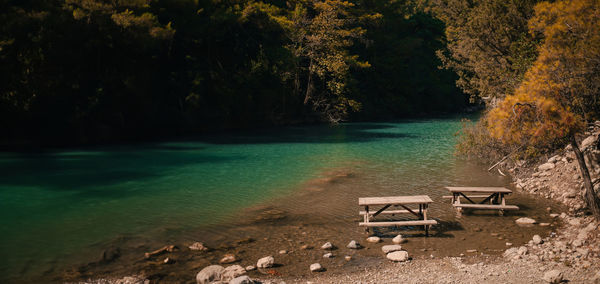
[0,119,471,281]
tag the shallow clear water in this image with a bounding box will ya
[0,118,556,282]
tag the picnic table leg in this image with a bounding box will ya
[453,193,462,216]
[499,193,506,216]
[364,206,370,233]
[423,203,429,237]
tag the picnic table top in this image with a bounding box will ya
[358,195,433,206]
[445,186,512,193]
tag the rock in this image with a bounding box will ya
[346,240,361,249]
[538,163,555,171]
[581,135,598,150]
[300,244,312,250]
[323,253,333,258]
[219,254,237,264]
[572,239,583,247]
[100,247,121,263]
[196,265,225,284]
[564,191,578,198]
[163,257,174,264]
[278,250,287,254]
[517,246,528,255]
[256,256,274,268]
[381,245,403,253]
[392,235,406,244]
[344,255,352,261]
[539,223,550,226]
[229,275,253,284]
[189,242,209,251]
[222,265,246,281]
[550,214,559,218]
[548,155,559,163]
[466,249,477,253]
[321,242,333,250]
[506,242,512,246]
[245,266,256,271]
[542,270,563,284]
[515,217,537,225]
[533,235,543,245]
[568,218,581,226]
[309,263,324,272]
[386,251,409,262]
[366,236,381,243]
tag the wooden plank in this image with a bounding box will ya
[442,195,500,199]
[359,220,438,227]
[358,195,433,206]
[445,187,512,193]
[359,210,411,215]
[452,204,519,210]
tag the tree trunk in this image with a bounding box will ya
[570,134,600,219]
[304,59,313,105]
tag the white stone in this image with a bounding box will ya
[321,242,333,250]
[515,217,537,225]
[542,270,563,284]
[533,235,543,245]
[323,253,333,258]
[309,263,324,272]
[278,250,287,254]
[346,240,361,249]
[256,256,274,268]
[366,236,381,243]
[196,265,225,284]
[229,275,253,284]
[386,251,409,262]
[245,266,256,271]
[381,245,403,253]
[222,265,246,281]
[538,163,555,171]
[392,235,406,244]
[344,255,352,261]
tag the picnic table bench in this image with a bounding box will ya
[444,187,519,215]
[358,195,437,236]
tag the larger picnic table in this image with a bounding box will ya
[358,195,437,236]
[444,186,519,215]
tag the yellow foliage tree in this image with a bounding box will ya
[487,0,600,218]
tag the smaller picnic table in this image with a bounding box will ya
[358,195,437,236]
[444,186,519,215]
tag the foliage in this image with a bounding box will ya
[0,0,467,146]
[430,0,541,103]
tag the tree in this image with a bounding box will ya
[431,0,540,104]
[486,0,600,218]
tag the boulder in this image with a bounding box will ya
[392,235,406,244]
[381,245,403,254]
[346,240,361,249]
[515,217,537,225]
[533,235,543,245]
[189,242,209,251]
[309,263,324,272]
[538,163,555,171]
[386,251,409,262]
[366,236,381,243]
[581,135,598,150]
[196,265,225,284]
[321,242,333,250]
[219,254,237,264]
[222,265,246,281]
[256,256,274,268]
[229,275,253,284]
[542,270,563,284]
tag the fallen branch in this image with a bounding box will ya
[488,146,523,172]
[144,245,177,259]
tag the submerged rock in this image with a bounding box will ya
[219,254,237,264]
[321,242,333,250]
[392,235,406,244]
[381,245,402,253]
[257,256,274,268]
[189,242,209,251]
[310,263,324,272]
[366,236,381,243]
[386,251,409,262]
[100,246,121,263]
[196,265,225,284]
[346,240,361,249]
[515,217,537,225]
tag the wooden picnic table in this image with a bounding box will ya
[444,187,519,215]
[358,195,437,236]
